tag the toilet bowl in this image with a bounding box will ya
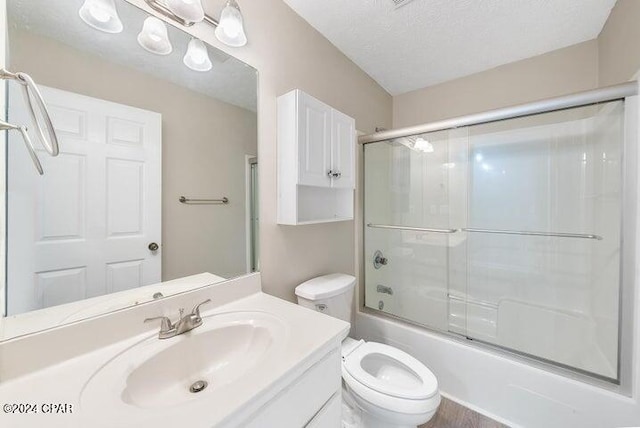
[295,274,440,427]
[341,337,440,428]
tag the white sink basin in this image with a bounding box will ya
[80,311,287,414]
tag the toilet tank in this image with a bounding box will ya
[295,273,356,322]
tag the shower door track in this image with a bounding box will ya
[358,81,638,144]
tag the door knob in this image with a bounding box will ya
[148,242,159,252]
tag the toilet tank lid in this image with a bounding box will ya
[295,273,356,300]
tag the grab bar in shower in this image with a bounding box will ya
[462,228,603,240]
[366,224,459,234]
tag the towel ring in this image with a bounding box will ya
[1,69,60,157]
[0,119,44,175]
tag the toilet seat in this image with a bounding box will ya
[343,342,438,400]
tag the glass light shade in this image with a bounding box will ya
[183,38,212,72]
[79,0,123,33]
[137,17,173,55]
[166,0,205,23]
[215,0,247,47]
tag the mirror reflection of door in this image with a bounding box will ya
[7,85,162,315]
[3,0,258,337]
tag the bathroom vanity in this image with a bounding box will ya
[0,274,349,427]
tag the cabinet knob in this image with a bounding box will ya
[327,170,342,179]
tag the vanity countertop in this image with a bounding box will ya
[0,290,349,428]
[1,272,228,340]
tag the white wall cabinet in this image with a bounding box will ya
[278,89,355,225]
[296,93,332,188]
[330,108,356,189]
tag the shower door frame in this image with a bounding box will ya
[357,81,639,393]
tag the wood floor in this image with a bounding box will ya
[420,397,508,428]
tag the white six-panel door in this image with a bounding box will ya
[7,86,162,315]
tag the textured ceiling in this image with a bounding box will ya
[282,0,617,95]
[8,0,257,111]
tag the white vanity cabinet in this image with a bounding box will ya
[241,349,342,427]
[0,276,350,428]
[277,89,355,225]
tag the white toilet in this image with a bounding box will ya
[295,274,441,428]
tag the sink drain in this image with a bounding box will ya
[189,380,208,393]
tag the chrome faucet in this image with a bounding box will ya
[144,299,212,339]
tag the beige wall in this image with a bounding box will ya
[126,0,393,302]
[394,0,640,129]
[598,0,640,86]
[10,29,257,281]
[393,40,599,128]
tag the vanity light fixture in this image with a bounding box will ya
[167,0,205,23]
[183,38,213,71]
[137,16,173,55]
[79,0,124,33]
[215,0,247,47]
[144,0,248,47]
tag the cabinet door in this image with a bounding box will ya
[306,393,341,427]
[331,109,355,189]
[298,93,332,187]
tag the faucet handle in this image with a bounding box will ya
[191,299,212,319]
[144,316,174,333]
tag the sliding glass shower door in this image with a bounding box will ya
[365,129,456,331]
[363,101,625,381]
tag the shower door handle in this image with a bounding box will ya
[367,224,459,233]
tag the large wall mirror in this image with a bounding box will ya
[1,0,258,339]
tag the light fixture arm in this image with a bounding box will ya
[143,0,219,27]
